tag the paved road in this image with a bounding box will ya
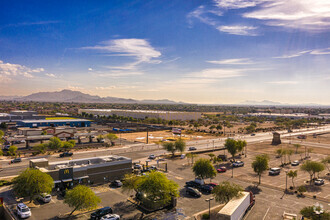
[1,125,330,178]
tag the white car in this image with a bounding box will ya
[148,154,156,159]
[314,179,324,186]
[101,214,120,220]
[37,193,52,203]
[291,160,300,166]
[16,203,31,219]
[232,161,244,167]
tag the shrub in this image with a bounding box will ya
[202,213,210,219]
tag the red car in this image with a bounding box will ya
[207,183,218,188]
[217,166,227,173]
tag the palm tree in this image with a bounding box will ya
[287,170,297,188]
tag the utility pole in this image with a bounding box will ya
[146,127,149,144]
[213,140,215,152]
[205,197,214,218]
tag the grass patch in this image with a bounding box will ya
[0,180,12,187]
[45,117,76,120]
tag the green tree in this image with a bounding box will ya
[62,140,75,151]
[12,168,53,202]
[122,173,141,194]
[0,148,3,156]
[96,135,105,143]
[208,153,215,160]
[301,161,325,185]
[0,130,4,138]
[212,181,243,204]
[321,156,330,173]
[137,171,179,208]
[251,154,269,184]
[236,140,247,155]
[106,133,118,146]
[8,145,18,156]
[0,122,7,129]
[162,142,176,157]
[300,205,330,220]
[224,139,238,161]
[186,153,198,166]
[192,158,217,180]
[287,170,298,188]
[64,185,101,216]
[41,130,47,135]
[174,138,186,153]
[33,143,48,154]
[275,148,284,165]
[48,137,63,150]
[286,149,294,162]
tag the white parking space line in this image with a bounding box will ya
[262,207,270,220]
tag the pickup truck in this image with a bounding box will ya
[59,152,73,157]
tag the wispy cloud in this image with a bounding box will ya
[97,70,144,78]
[242,0,330,31]
[207,58,255,65]
[217,25,258,35]
[187,5,220,27]
[267,81,298,85]
[213,0,264,9]
[187,68,245,79]
[0,60,44,80]
[3,20,60,28]
[274,47,330,58]
[82,38,161,65]
[45,73,56,78]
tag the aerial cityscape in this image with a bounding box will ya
[0,1,329,220]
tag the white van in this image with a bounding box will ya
[269,168,281,175]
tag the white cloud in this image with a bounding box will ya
[274,47,330,58]
[187,6,219,26]
[267,81,298,84]
[88,68,93,71]
[214,0,265,9]
[0,60,44,80]
[188,68,245,79]
[45,73,56,78]
[82,38,161,65]
[207,58,255,65]
[217,25,258,36]
[242,0,330,31]
[97,70,144,78]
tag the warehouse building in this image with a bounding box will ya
[18,126,76,136]
[16,119,91,128]
[30,155,132,188]
[0,110,45,122]
[79,109,202,121]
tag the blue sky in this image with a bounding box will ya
[0,0,329,104]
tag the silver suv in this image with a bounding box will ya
[38,193,52,203]
[16,203,31,219]
[269,168,281,175]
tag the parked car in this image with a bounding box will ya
[101,214,120,220]
[133,164,142,170]
[16,203,31,219]
[206,183,218,188]
[185,181,201,188]
[11,158,22,163]
[217,166,227,173]
[148,165,157,171]
[111,180,123,188]
[186,187,202,197]
[37,193,52,203]
[3,145,10,151]
[269,168,281,176]
[291,160,300,166]
[59,152,73,157]
[314,179,324,186]
[189,147,197,151]
[251,133,256,136]
[180,154,186,159]
[199,185,213,194]
[148,154,156,159]
[90,207,113,220]
[232,161,244,167]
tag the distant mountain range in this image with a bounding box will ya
[240,100,324,107]
[0,89,186,104]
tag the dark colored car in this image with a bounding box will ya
[199,185,213,194]
[110,180,123,187]
[189,147,197,151]
[217,166,227,173]
[186,187,202,197]
[185,181,201,188]
[90,207,113,220]
[11,158,22,163]
[59,152,73,157]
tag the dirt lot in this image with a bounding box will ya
[283,132,330,145]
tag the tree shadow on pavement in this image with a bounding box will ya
[245,185,262,195]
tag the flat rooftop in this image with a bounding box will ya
[219,192,249,216]
[19,119,91,123]
[47,155,131,170]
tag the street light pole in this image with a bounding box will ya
[285,170,288,192]
[205,197,214,218]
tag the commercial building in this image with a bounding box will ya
[17,126,76,136]
[247,113,310,119]
[79,109,202,121]
[30,155,132,188]
[0,111,45,122]
[16,119,91,128]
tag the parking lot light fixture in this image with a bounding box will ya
[205,197,214,218]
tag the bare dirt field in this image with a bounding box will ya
[283,132,330,145]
